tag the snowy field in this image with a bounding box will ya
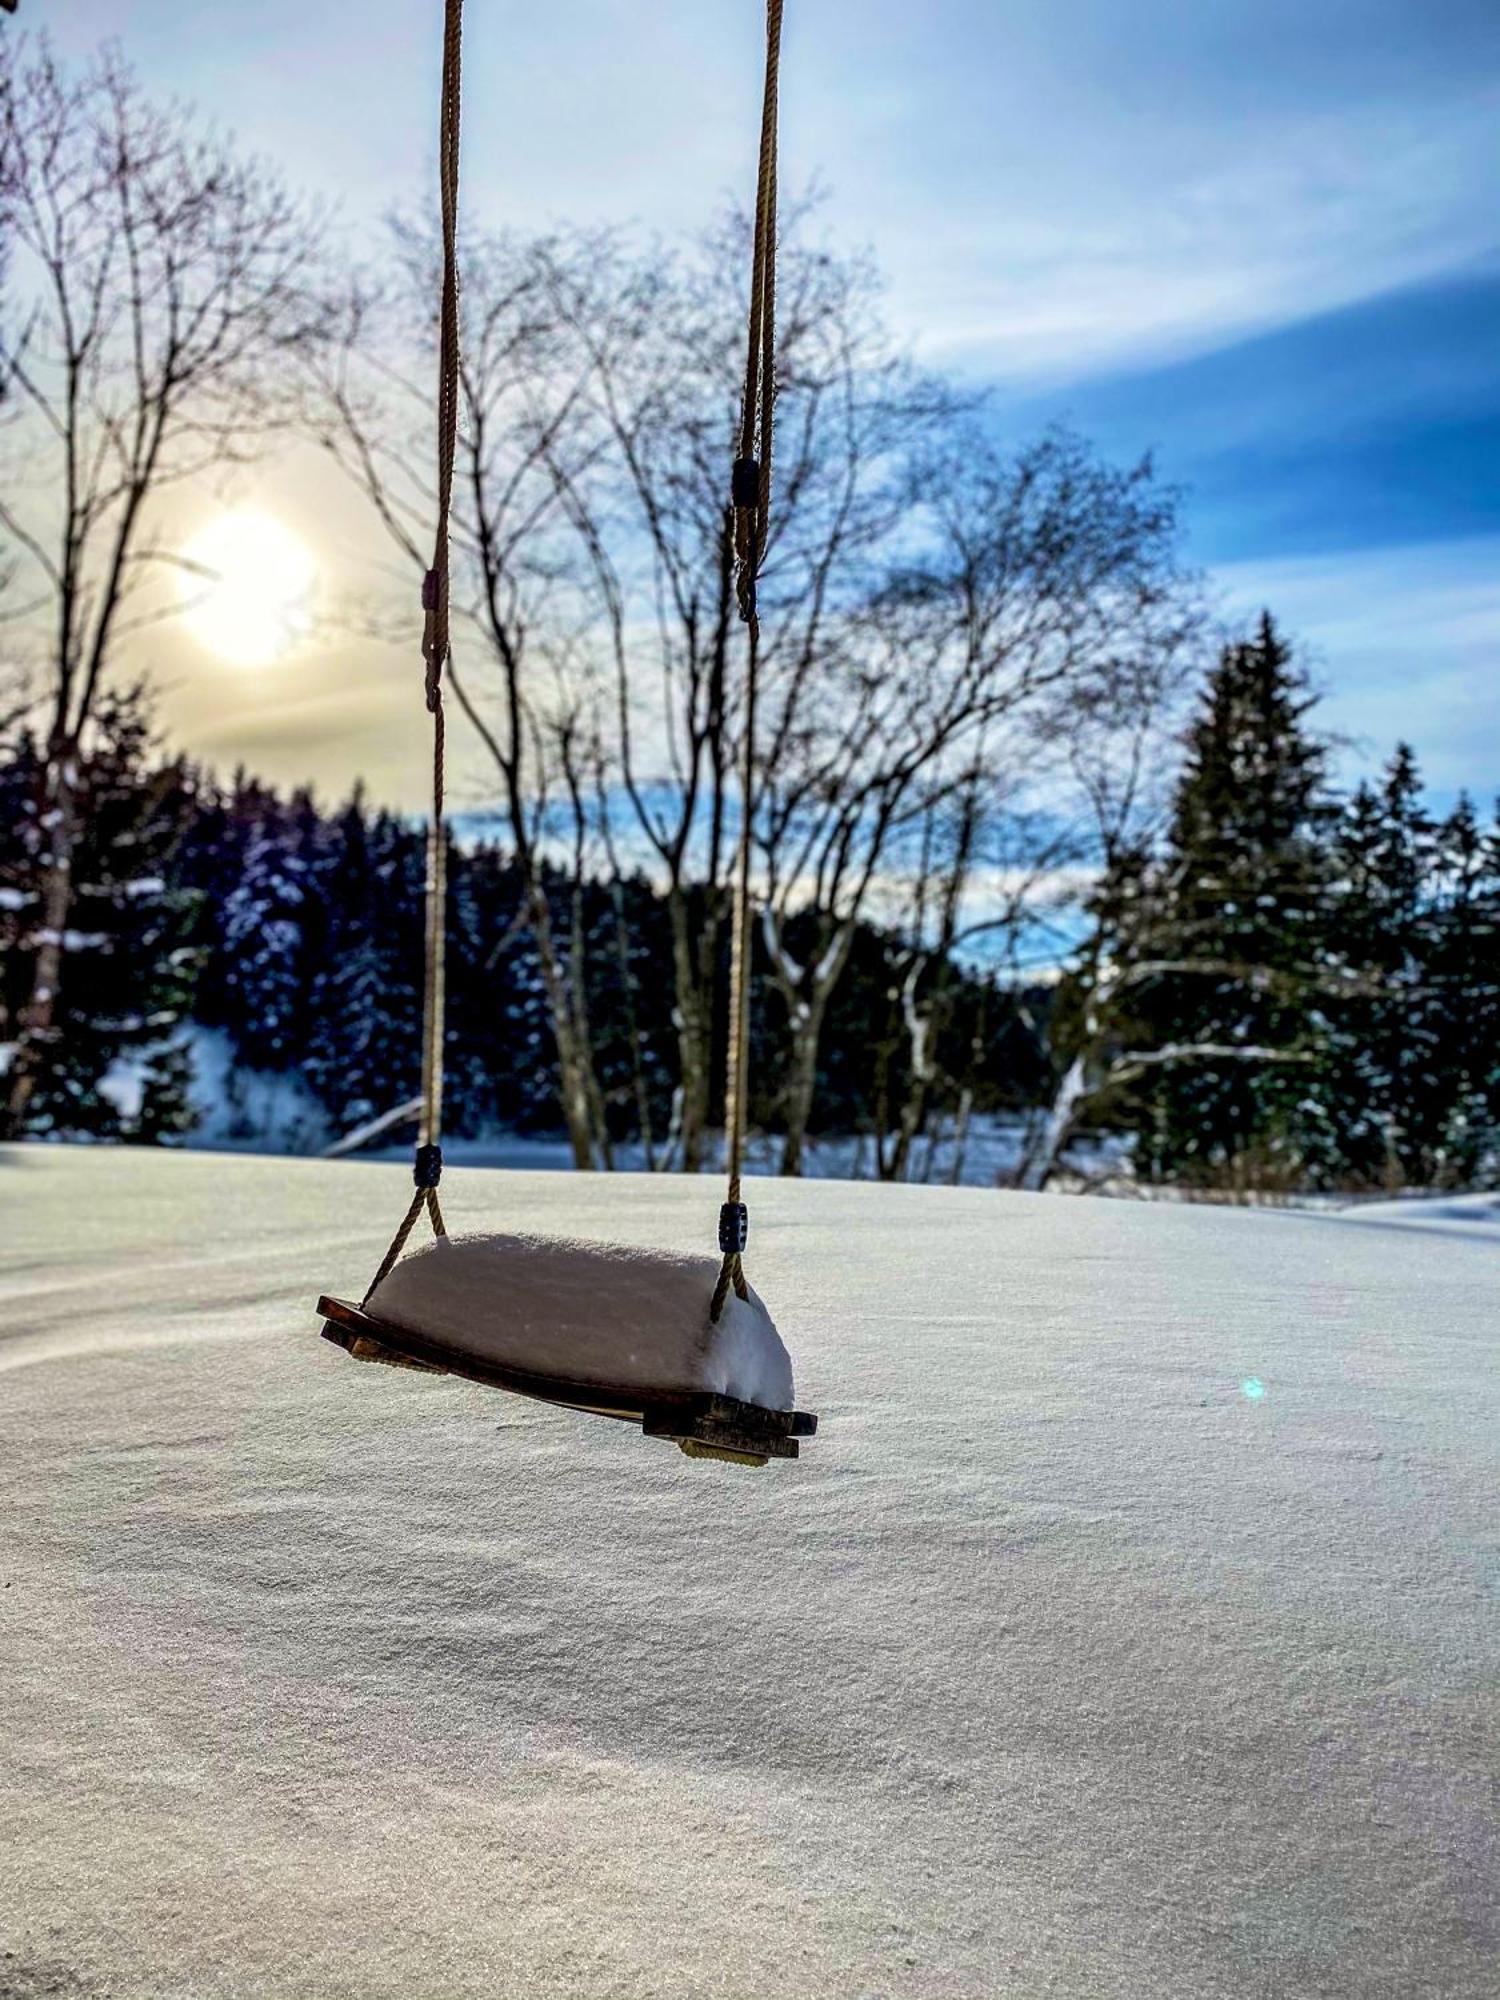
[2,1146,1497,2000]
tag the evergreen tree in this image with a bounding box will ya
[1327,747,1445,1185]
[220,805,313,1071]
[305,789,388,1130]
[135,1040,200,1145]
[0,688,204,1139]
[1125,615,1337,1186]
[1428,793,1500,1183]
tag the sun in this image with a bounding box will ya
[178,512,317,666]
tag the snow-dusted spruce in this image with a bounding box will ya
[1020,617,1338,1190]
[0,41,321,1139]
[1327,747,1500,1185]
[221,821,312,1074]
[0,690,203,1139]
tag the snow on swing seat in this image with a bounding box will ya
[319,1229,815,1460]
[367,1230,796,1410]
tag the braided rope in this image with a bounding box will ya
[711,0,784,1325]
[366,0,463,1305]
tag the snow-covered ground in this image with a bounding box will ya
[104,1028,334,1154]
[2,1146,1496,1998]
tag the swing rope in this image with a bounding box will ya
[710,0,784,1324]
[365,0,464,1305]
[362,0,782,1320]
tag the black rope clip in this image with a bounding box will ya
[420,569,444,711]
[718,1201,749,1254]
[731,456,760,509]
[414,1143,443,1190]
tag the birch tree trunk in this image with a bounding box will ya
[1014,1053,1091,1192]
[667,889,716,1174]
[566,878,613,1168]
[765,914,857,1178]
[606,877,657,1170]
[2,744,77,1136]
[884,958,940,1182]
[528,887,601,1171]
[779,991,828,1178]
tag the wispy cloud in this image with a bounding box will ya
[871,89,1500,381]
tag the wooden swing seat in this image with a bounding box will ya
[317,1296,817,1466]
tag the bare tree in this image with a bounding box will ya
[578,708,662,1169]
[869,754,1076,1182]
[539,209,954,1170]
[1010,641,1209,1191]
[309,223,619,1166]
[0,38,321,1134]
[757,427,1198,1175]
[544,684,619,1168]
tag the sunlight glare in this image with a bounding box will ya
[178,512,316,666]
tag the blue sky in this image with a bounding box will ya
[39,0,1500,805]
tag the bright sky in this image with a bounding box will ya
[39,0,1500,809]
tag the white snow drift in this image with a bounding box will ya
[369,1229,795,1408]
[1,1147,1497,2000]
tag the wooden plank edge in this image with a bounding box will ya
[315,1295,817,1451]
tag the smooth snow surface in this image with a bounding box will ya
[1338,1189,1500,1232]
[369,1230,794,1409]
[2,1149,1498,2000]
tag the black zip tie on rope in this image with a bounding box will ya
[420,569,442,710]
[731,457,761,618]
[414,1144,443,1190]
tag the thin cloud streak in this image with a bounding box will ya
[884,89,1500,381]
[1214,536,1500,802]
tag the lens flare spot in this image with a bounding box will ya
[1240,1377,1266,1400]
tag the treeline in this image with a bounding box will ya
[3,625,1498,1195]
[0,686,1043,1159]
